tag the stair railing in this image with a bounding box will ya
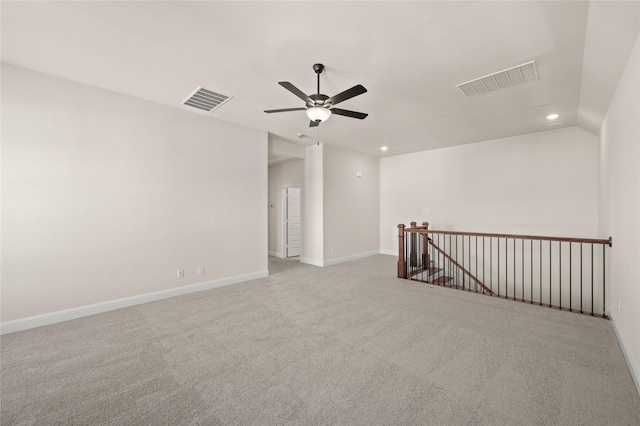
[398,222,612,318]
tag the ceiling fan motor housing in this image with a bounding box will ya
[308,93,330,108]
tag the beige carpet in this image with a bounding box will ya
[2,255,639,425]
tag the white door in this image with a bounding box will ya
[286,187,301,257]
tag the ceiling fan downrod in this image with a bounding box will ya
[313,63,324,95]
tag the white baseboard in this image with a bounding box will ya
[301,250,380,267]
[300,257,323,267]
[0,270,269,335]
[268,251,284,258]
[609,311,640,397]
[379,249,397,256]
[323,250,380,266]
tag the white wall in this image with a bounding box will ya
[302,144,324,265]
[268,135,306,159]
[380,126,599,254]
[268,160,304,257]
[1,64,268,323]
[599,34,640,390]
[323,144,379,262]
[301,143,380,266]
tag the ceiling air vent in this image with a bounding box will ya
[182,86,231,112]
[457,61,538,98]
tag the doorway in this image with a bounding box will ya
[284,186,301,257]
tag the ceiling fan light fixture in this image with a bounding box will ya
[306,106,331,122]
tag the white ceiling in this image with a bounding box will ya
[2,1,638,158]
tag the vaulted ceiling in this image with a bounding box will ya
[2,1,638,157]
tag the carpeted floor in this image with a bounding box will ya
[1,255,639,425]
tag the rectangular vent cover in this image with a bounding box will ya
[182,86,231,112]
[457,61,538,98]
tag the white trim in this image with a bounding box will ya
[300,257,323,267]
[609,311,640,397]
[268,250,284,258]
[323,250,380,266]
[0,270,269,335]
[379,249,397,256]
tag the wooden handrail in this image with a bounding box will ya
[427,238,493,294]
[404,227,612,247]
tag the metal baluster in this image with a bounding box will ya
[449,234,452,287]
[438,233,441,283]
[539,241,542,306]
[569,243,572,312]
[497,238,500,297]
[521,239,524,302]
[475,236,478,292]
[405,231,408,278]
[530,239,533,304]
[559,241,562,310]
[483,237,486,294]
[430,233,434,283]
[452,234,455,287]
[419,234,423,280]
[429,233,433,282]
[603,244,606,317]
[444,233,447,285]
[513,238,516,300]
[549,241,553,307]
[403,231,406,277]
[457,235,460,287]
[468,236,471,291]
[591,243,594,316]
[490,238,493,294]
[580,243,583,314]
[505,238,509,299]
[462,235,465,290]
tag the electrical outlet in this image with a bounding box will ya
[197,266,204,275]
[617,300,621,312]
[177,269,184,278]
[330,248,335,254]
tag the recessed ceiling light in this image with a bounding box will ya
[381,146,388,151]
[546,113,559,120]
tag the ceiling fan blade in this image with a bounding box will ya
[279,82,313,104]
[330,108,368,120]
[264,107,307,113]
[326,84,367,106]
[309,120,320,127]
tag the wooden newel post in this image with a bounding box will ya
[422,222,430,268]
[398,224,406,278]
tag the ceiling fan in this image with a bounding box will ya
[264,63,368,127]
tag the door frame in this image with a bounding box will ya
[282,185,301,258]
